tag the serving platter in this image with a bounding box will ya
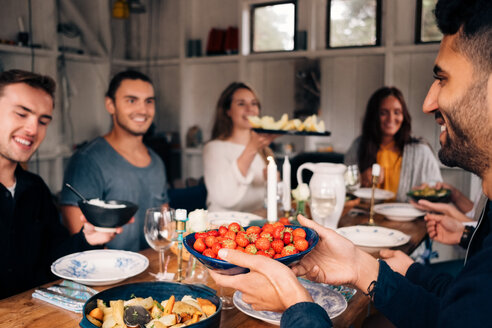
[336,225,410,248]
[352,188,395,201]
[207,211,264,226]
[51,249,149,286]
[233,278,348,325]
[374,203,426,222]
[253,128,331,137]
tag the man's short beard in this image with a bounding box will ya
[438,79,492,177]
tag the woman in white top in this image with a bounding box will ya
[203,82,277,212]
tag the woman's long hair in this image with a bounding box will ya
[357,86,413,172]
[211,82,261,140]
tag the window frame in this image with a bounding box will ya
[326,0,382,49]
[250,0,298,54]
[415,0,441,44]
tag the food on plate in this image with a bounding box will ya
[192,222,310,259]
[407,187,451,202]
[248,114,326,133]
[87,294,217,328]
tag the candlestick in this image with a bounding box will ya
[282,155,291,214]
[368,164,380,226]
[175,209,188,282]
[267,156,278,223]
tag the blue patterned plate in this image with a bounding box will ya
[336,225,410,247]
[51,249,149,286]
[233,278,348,325]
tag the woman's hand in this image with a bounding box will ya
[209,248,313,312]
[81,215,123,245]
[424,213,465,245]
[291,215,379,291]
[246,131,277,152]
[412,199,471,222]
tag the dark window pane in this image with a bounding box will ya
[253,2,295,52]
[419,0,442,42]
[328,0,379,48]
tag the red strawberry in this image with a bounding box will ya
[283,231,293,244]
[256,250,269,257]
[218,225,228,236]
[246,226,261,235]
[247,232,259,243]
[211,242,222,255]
[195,232,208,239]
[265,248,275,258]
[294,238,309,252]
[202,249,216,258]
[222,239,237,249]
[207,229,219,237]
[255,237,271,251]
[193,238,206,253]
[278,217,290,225]
[262,223,275,234]
[259,231,273,242]
[281,244,298,257]
[236,246,245,252]
[271,239,285,254]
[273,226,285,240]
[205,235,217,248]
[228,222,242,233]
[273,253,283,259]
[245,244,257,255]
[272,222,285,229]
[292,228,306,239]
[224,230,236,240]
[236,233,250,247]
[284,227,293,233]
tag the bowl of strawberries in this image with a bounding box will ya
[183,222,319,275]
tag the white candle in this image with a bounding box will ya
[267,156,277,223]
[282,156,291,212]
[372,163,381,177]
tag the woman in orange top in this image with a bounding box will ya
[345,86,442,201]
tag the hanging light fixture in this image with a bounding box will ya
[112,0,130,19]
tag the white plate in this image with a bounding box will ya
[207,211,264,227]
[353,188,395,200]
[336,225,410,248]
[374,203,426,222]
[233,278,347,326]
[51,249,149,286]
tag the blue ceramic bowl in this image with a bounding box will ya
[80,281,222,328]
[184,225,319,275]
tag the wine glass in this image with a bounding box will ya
[345,164,361,193]
[144,207,177,281]
[207,218,240,310]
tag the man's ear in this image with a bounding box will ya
[105,97,115,115]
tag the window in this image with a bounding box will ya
[251,1,296,53]
[416,0,442,43]
[327,0,381,48]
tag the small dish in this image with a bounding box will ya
[353,188,395,201]
[253,128,331,137]
[206,211,264,227]
[51,249,149,286]
[407,188,452,203]
[233,278,347,325]
[183,226,319,275]
[374,203,426,222]
[336,225,410,248]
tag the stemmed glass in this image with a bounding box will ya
[345,164,361,193]
[144,207,177,281]
[207,218,239,310]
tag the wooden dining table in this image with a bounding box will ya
[0,211,427,328]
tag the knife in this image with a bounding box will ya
[35,288,86,304]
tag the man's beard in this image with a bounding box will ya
[438,80,492,177]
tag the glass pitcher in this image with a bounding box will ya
[297,162,347,229]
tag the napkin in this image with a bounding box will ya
[32,280,98,313]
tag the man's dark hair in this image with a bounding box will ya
[106,70,153,101]
[0,69,56,102]
[435,0,492,72]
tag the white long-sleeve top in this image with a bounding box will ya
[203,140,266,212]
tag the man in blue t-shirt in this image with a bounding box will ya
[60,70,169,251]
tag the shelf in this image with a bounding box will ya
[0,43,57,57]
[112,57,180,68]
[60,52,107,64]
[184,54,239,65]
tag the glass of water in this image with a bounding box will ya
[345,164,361,192]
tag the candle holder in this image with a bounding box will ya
[175,209,188,282]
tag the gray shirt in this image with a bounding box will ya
[60,137,169,251]
[345,137,442,201]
